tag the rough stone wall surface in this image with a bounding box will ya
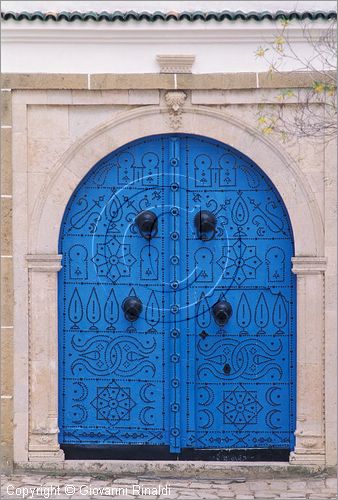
[1,73,336,471]
[1,85,13,474]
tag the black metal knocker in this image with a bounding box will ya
[223,363,231,375]
[122,296,143,322]
[194,210,217,241]
[212,300,232,326]
[135,210,158,240]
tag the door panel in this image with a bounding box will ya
[59,136,171,446]
[180,136,295,450]
[58,134,296,454]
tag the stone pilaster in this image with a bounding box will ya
[26,255,64,462]
[290,256,327,465]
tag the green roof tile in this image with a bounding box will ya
[1,9,337,23]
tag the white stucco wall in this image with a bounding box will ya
[1,1,336,74]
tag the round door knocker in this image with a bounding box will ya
[122,296,143,322]
[135,210,158,240]
[194,210,217,241]
[212,300,232,326]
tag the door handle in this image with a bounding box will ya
[194,210,216,241]
[212,300,232,326]
[135,210,158,239]
[122,296,143,322]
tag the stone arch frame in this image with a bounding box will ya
[30,107,323,255]
[15,106,327,465]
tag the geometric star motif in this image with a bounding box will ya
[91,380,136,422]
[217,240,262,284]
[92,236,136,282]
[217,385,262,428]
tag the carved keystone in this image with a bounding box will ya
[165,91,187,130]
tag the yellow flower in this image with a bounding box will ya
[262,126,274,135]
[274,36,285,44]
[255,47,268,57]
[277,89,295,101]
[274,36,285,52]
[258,116,267,124]
[313,82,325,94]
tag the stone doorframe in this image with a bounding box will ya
[12,103,327,466]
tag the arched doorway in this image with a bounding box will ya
[58,134,296,460]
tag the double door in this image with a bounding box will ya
[58,134,296,457]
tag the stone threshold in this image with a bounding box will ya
[14,461,335,479]
[1,71,335,91]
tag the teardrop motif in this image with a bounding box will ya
[109,196,122,221]
[68,288,83,329]
[86,287,101,329]
[272,293,288,333]
[196,292,211,328]
[232,193,249,226]
[254,292,269,332]
[236,292,251,331]
[146,291,160,327]
[239,163,260,188]
[104,288,119,330]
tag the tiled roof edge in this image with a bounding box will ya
[1,10,337,22]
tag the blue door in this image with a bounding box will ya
[58,134,296,457]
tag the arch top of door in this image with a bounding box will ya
[30,105,323,257]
